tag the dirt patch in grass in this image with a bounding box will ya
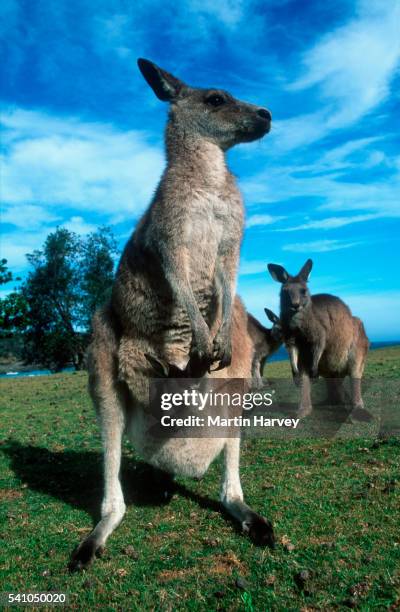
[0,489,23,501]
[208,550,248,576]
[158,568,196,582]
[156,550,247,585]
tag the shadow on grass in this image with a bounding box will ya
[0,440,222,525]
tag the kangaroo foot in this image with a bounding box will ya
[68,536,104,572]
[242,514,275,548]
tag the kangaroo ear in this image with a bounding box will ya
[264,308,280,324]
[298,258,313,282]
[267,263,289,284]
[144,353,169,377]
[137,58,186,101]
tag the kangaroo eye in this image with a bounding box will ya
[206,94,225,107]
[301,289,307,296]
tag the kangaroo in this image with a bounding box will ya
[112,58,271,380]
[69,61,272,570]
[247,307,283,385]
[267,259,369,417]
[69,295,277,570]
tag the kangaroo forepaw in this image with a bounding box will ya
[190,332,214,374]
[210,347,232,372]
[212,332,232,370]
[68,537,104,572]
[188,352,213,377]
[243,514,275,548]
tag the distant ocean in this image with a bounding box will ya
[268,341,400,363]
[0,342,399,377]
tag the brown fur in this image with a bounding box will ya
[268,259,369,416]
[246,310,282,383]
[112,59,271,377]
[69,294,278,571]
[89,296,280,393]
[69,60,274,570]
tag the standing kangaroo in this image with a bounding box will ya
[69,60,272,570]
[267,259,369,417]
[112,58,271,378]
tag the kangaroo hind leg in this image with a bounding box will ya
[69,373,127,570]
[221,438,274,547]
[69,308,127,571]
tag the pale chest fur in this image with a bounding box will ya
[113,141,244,363]
[186,186,243,253]
[167,148,244,285]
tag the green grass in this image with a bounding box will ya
[0,347,399,610]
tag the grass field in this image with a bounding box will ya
[1,347,399,610]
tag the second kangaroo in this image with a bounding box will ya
[268,259,369,417]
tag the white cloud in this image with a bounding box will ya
[1,204,61,229]
[246,213,285,228]
[2,108,165,219]
[241,142,400,218]
[277,213,381,232]
[239,260,268,275]
[0,231,48,270]
[290,1,400,129]
[63,216,97,235]
[316,136,387,169]
[282,239,361,253]
[270,111,329,152]
[267,1,400,152]
[0,106,165,277]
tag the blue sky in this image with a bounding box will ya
[1,0,400,340]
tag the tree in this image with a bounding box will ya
[0,259,13,285]
[0,292,30,337]
[21,226,119,372]
[79,227,119,329]
[0,260,26,360]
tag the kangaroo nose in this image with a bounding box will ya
[257,108,272,121]
[291,302,300,310]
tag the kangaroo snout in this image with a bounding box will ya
[257,108,272,121]
[255,107,271,134]
[242,110,271,141]
[255,107,272,135]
